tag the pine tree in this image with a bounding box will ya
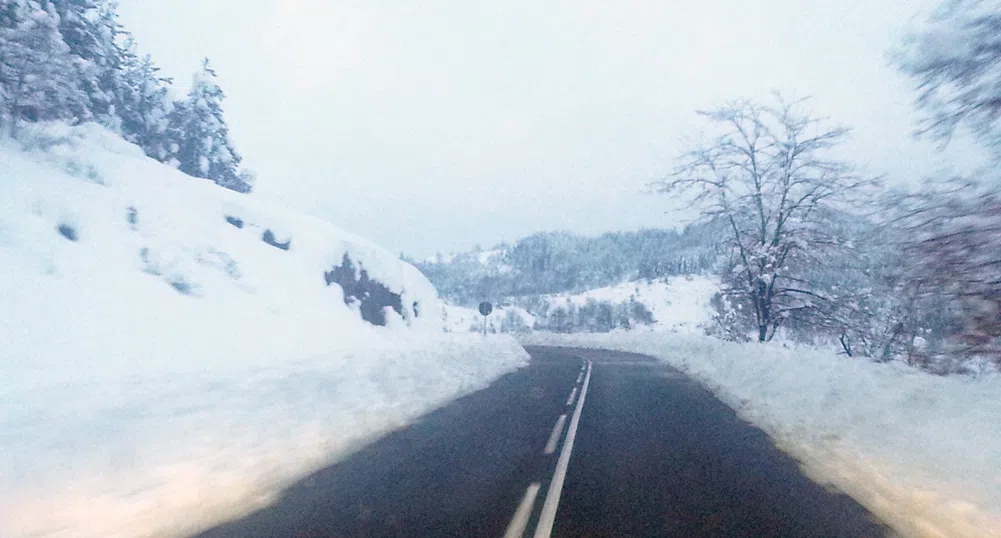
[117,37,174,160]
[168,58,249,192]
[46,0,126,124]
[0,0,87,131]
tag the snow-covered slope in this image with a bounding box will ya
[439,276,717,335]
[542,275,717,332]
[0,123,529,538]
[523,332,1001,538]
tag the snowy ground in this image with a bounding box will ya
[522,273,1001,537]
[523,332,1001,538]
[0,123,529,538]
[441,275,717,334]
[539,275,717,332]
[2,334,527,538]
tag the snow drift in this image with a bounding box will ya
[524,332,1001,538]
[0,123,529,538]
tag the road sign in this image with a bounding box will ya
[478,302,493,335]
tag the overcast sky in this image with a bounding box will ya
[116,0,983,258]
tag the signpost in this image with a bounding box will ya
[478,301,493,335]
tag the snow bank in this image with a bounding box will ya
[0,123,530,537]
[522,332,1001,538]
[2,334,527,538]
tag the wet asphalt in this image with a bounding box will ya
[191,346,890,538]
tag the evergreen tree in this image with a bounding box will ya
[0,1,255,194]
[46,0,125,123]
[169,58,249,192]
[0,0,86,131]
[117,38,174,160]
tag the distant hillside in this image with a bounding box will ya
[415,221,726,306]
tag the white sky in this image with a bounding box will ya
[115,0,984,258]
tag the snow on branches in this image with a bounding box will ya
[651,95,879,342]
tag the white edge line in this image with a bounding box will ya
[503,482,542,538]
[565,386,578,407]
[543,414,568,455]
[533,360,592,538]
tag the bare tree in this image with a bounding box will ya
[652,96,878,342]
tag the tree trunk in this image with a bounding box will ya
[839,332,854,357]
[756,280,771,342]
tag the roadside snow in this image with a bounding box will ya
[523,332,1001,538]
[0,123,529,538]
[2,334,527,538]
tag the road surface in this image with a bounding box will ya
[193,346,890,538]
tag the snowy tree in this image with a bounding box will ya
[416,224,723,306]
[773,213,933,361]
[897,0,1001,154]
[881,179,1001,368]
[499,310,530,334]
[895,0,1001,368]
[47,0,125,124]
[232,169,255,194]
[0,0,256,193]
[0,0,86,132]
[168,58,249,192]
[908,190,1001,365]
[652,96,878,342]
[117,39,174,160]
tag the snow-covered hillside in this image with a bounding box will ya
[0,123,529,538]
[539,275,717,333]
[440,276,717,335]
[523,332,1001,538]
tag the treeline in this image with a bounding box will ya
[528,297,655,333]
[0,0,251,192]
[416,221,725,306]
[465,298,656,335]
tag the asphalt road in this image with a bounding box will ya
[192,346,890,538]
